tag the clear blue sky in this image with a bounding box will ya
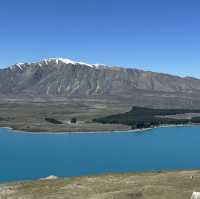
[0,0,200,77]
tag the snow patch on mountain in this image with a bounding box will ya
[15,63,24,70]
[42,58,94,68]
[9,58,107,70]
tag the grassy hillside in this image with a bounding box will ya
[0,170,199,199]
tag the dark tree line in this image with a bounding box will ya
[93,106,200,129]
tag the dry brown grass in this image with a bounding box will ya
[1,170,200,199]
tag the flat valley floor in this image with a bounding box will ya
[0,99,131,133]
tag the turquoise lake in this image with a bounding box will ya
[0,126,200,182]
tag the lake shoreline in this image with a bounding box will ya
[1,123,200,135]
[0,125,151,134]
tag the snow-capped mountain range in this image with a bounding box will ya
[10,58,107,70]
[1,57,200,108]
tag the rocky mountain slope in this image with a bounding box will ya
[1,58,200,108]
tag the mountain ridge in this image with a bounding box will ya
[1,58,200,108]
[3,58,199,80]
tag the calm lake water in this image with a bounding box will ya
[0,126,200,182]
